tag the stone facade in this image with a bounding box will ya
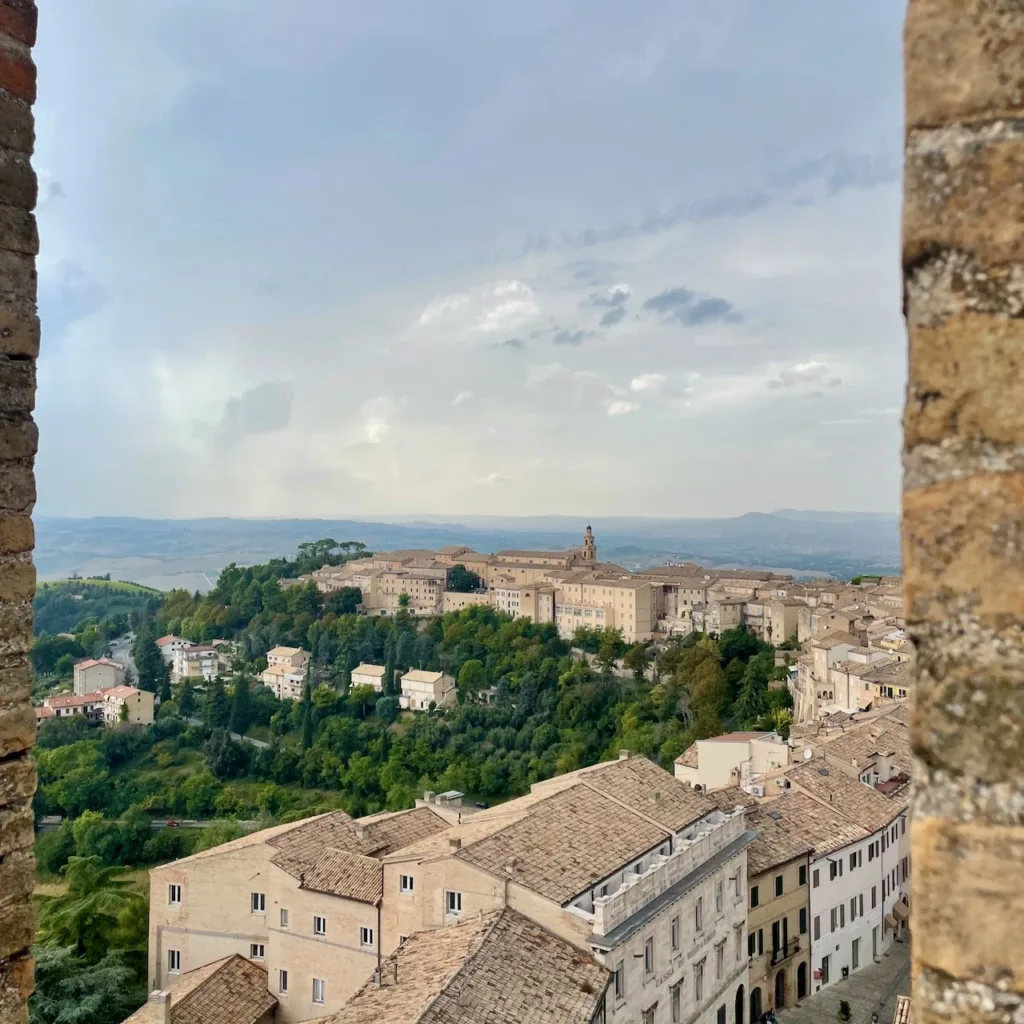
[0,2,38,1021]
[902,4,1024,1024]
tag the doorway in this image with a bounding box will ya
[775,970,786,1009]
[736,985,745,1024]
[797,962,808,1000]
[750,987,762,1022]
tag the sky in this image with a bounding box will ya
[33,0,906,520]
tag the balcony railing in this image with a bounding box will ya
[770,939,800,966]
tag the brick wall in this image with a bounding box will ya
[0,1,37,1021]
[903,3,1024,1024]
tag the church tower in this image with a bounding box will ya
[581,524,597,565]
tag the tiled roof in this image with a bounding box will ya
[301,849,383,904]
[74,658,121,671]
[266,645,303,657]
[326,909,609,1024]
[44,692,102,708]
[122,955,277,1024]
[35,706,55,719]
[455,783,670,904]
[744,795,816,874]
[809,631,860,649]
[156,635,185,646]
[752,791,869,859]
[702,731,772,743]
[893,995,913,1024]
[580,755,717,832]
[705,787,759,813]
[352,664,386,677]
[675,742,699,768]
[401,670,445,684]
[103,685,142,699]
[823,722,911,775]
[786,760,907,833]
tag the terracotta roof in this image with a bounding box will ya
[74,658,122,671]
[705,787,759,812]
[352,664,387,677]
[786,760,907,833]
[301,849,383,905]
[401,670,446,684]
[266,645,303,657]
[580,755,717,832]
[675,742,699,768]
[156,635,186,647]
[751,790,868,859]
[744,796,816,874]
[701,731,772,743]
[455,783,670,904]
[103,685,143,699]
[809,631,860,649]
[122,955,277,1024]
[44,692,103,708]
[35,706,55,719]
[325,909,609,1024]
[893,996,913,1024]
[823,722,911,775]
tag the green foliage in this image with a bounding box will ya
[178,681,196,717]
[35,822,77,876]
[54,654,74,679]
[456,659,486,703]
[229,676,252,734]
[193,819,246,852]
[838,1001,852,1024]
[33,580,161,638]
[447,564,481,592]
[131,620,169,694]
[204,678,230,729]
[33,634,86,676]
[30,945,147,1024]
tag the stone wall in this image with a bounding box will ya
[0,1,37,1021]
[902,3,1024,1024]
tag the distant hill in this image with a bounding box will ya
[34,512,901,592]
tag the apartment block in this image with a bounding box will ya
[349,664,387,691]
[398,670,455,711]
[73,657,125,695]
[156,635,193,665]
[261,647,311,701]
[102,685,155,725]
[674,733,791,795]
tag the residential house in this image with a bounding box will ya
[156,636,193,666]
[72,657,124,696]
[103,685,155,725]
[173,645,226,683]
[123,954,277,1024]
[674,732,791,795]
[743,796,814,1014]
[349,664,387,692]
[399,670,455,711]
[260,647,311,701]
[324,908,610,1024]
[147,805,451,1022]
[42,691,106,720]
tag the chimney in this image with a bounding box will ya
[649,790,662,807]
[148,990,172,1024]
[618,749,630,760]
[423,790,436,803]
[355,824,367,840]
[449,837,461,850]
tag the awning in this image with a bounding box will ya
[893,900,910,922]
[884,913,898,931]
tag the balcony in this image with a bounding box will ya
[770,939,800,966]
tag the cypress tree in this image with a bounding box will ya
[229,677,251,735]
[301,679,314,750]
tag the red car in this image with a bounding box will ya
[166,819,180,828]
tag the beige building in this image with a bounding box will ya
[42,691,106,720]
[73,657,125,696]
[744,797,814,1014]
[674,732,791,796]
[174,644,230,683]
[399,670,455,711]
[156,635,193,666]
[103,685,155,725]
[261,647,311,701]
[552,574,656,643]
[440,590,491,613]
[147,805,452,1022]
[349,664,386,691]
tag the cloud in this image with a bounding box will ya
[213,381,294,447]
[553,327,597,345]
[588,284,631,308]
[362,396,398,444]
[599,307,627,327]
[630,373,667,392]
[37,261,107,345]
[452,390,474,406]
[563,260,621,286]
[607,400,640,416]
[478,471,509,485]
[415,280,538,337]
[767,362,843,389]
[499,337,524,349]
[643,287,742,326]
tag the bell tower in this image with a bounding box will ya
[581,525,597,565]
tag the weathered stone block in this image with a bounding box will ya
[0,558,31,603]
[0,2,38,48]
[0,703,32,758]
[904,121,1024,268]
[914,817,1024,987]
[0,417,35,459]
[0,88,32,154]
[0,149,34,210]
[0,203,35,255]
[0,756,33,810]
[0,251,34,310]
[0,307,37,359]
[0,662,30,706]
[905,313,1024,446]
[0,851,32,906]
[0,806,32,858]
[0,49,33,106]
[904,473,1024,622]
[0,902,32,962]
[0,457,33,512]
[0,952,33,1024]
[0,599,29,659]
[905,0,1024,129]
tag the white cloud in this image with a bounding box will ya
[767,361,842,389]
[630,373,667,392]
[452,390,474,406]
[608,400,640,416]
[361,396,398,444]
[478,471,509,485]
[414,280,539,338]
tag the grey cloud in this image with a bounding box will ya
[553,328,597,346]
[562,260,621,286]
[215,381,294,446]
[599,307,626,327]
[767,363,842,389]
[38,261,107,345]
[499,337,525,349]
[643,288,742,327]
[588,286,630,309]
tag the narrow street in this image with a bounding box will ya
[777,939,910,1024]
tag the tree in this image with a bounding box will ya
[204,678,230,729]
[229,677,252,735]
[456,659,487,703]
[54,654,74,679]
[178,681,196,717]
[131,621,169,694]
[301,680,314,750]
[398,592,411,609]
[30,946,146,1024]
[384,650,395,697]
[36,856,147,962]
[193,819,245,853]
[158,675,171,705]
[447,564,481,592]
[623,643,649,682]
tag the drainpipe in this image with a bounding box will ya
[377,901,382,978]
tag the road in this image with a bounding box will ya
[109,634,136,679]
[38,815,260,832]
[186,717,270,749]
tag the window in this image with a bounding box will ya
[279,970,288,993]
[734,926,743,962]
[360,927,374,947]
[872,886,877,909]
[812,868,820,888]
[696,896,703,931]
[167,950,181,975]
[882,832,889,853]
[829,861,838,881]
[799,865,807,887]
[868,843,875,862]
[313,915,326,937]
[813,915,820,941]
[446,890,462,915]
[716,879,724,913]
[775,875,783,897]
[849,852,857,870]
[716,941,725,979]
[821,955,830,985]
[643,1007,657,1024]
[168,884,181,906]
[859,893,865,917]
[280,908,289,928]
[718,1007,727,1024]
[748,932,756,957]
[671,916,680,951]
[695,959,705,1003]
[250,943,265,960]
[644,936,654,975]
[399,935,408,945]
[749,886,759,909]
[852,938,860,971]
[850,897,857,921]
[830,908,837,932]
[614,961,625,1000]
[901,817,907,836]
[251,892,266,914]
[757,929,764,956]
[312,978,325,1005]
[671,981,682,1023]
[400,874,414,894]
[734,870,742,897]
[840,904,846,928]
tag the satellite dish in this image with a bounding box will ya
[804,749,813,760]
